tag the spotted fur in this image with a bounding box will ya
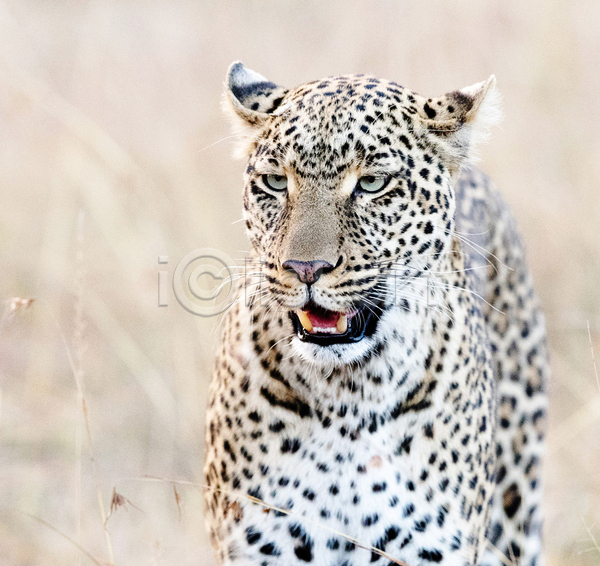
[203,62,548,566]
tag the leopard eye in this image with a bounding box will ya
[263,174,288,192]
[357,175,391,193]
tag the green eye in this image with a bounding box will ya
[357,175,391,193]
[263,174,288,192]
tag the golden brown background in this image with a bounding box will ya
[1,1,599,564]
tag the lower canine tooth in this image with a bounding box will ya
[336,315,348,334]
[297,310,313,332]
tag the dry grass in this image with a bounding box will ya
[0,1,599,564]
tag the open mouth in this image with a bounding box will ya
[289,299,383,346]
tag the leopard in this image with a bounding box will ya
[203,61,548,566]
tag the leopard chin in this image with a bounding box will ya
[290,332,377,367]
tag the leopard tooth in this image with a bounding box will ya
[297,310,313,332]
[336,314,348,334]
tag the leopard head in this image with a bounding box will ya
[224,62,501,365]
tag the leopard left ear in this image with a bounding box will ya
[223,61,289,158]
[417,76,502,173]
[224,62,288,127]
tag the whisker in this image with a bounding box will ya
[198,133,252,153]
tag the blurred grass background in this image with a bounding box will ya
[0,0,599,564]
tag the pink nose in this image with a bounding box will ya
[282,260,334,285]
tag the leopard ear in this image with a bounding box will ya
[417,76,502,173]
[224,62,289,144]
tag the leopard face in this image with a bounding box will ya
[226,63,499,366]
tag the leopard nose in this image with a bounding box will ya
[282,259,335,285]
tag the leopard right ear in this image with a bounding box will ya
[415,76,502,174]
[224,61,289,134]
